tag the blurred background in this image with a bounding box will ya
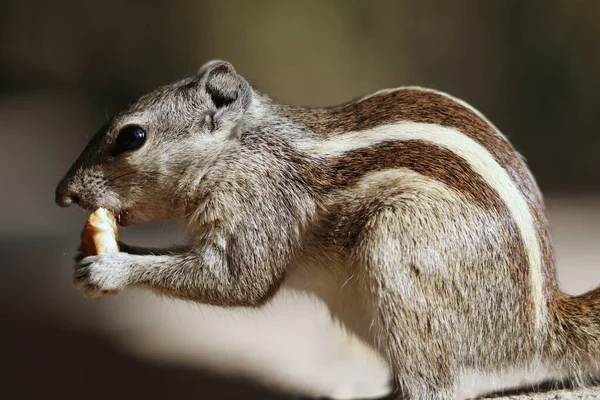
[1,1,600,399]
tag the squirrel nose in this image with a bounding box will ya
[56,190,78,208]
[55,182,79,208]
[56,194,76,208]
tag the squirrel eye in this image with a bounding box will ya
[114,125,147,155]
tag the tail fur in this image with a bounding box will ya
[548,287,600,383]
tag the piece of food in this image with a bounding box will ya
[81,207,120,295]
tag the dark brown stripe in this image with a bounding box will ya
[282,88,555,295]
[316,140,532,324]
[322,140,504,213]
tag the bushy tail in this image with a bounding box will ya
[548,286,600,383]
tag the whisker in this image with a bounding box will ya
[107,171,138,183]
[139,171,184,180]
[105,169,135,180]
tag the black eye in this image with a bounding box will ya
[114,125,147,155]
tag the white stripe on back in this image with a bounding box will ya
[299,122,545,332]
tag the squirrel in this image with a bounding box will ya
[56,60,600,399]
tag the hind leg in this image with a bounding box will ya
[379,316,457,400]
[356,206,464,399]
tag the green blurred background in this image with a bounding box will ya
[1,1,599,399]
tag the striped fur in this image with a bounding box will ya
[302,122,546,334]
[277,87,598,396]
[57,62,600,399]
[283,87,556,298]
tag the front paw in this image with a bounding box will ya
[74,253,133,299]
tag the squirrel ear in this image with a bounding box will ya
[197,60,252,112]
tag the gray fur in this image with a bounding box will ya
[56,60,600,399]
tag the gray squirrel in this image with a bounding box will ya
[56,60,600,399]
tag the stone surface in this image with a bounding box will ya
[487,387,600,399]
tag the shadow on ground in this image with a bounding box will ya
[0,236,292,400]
[1,317,290,400]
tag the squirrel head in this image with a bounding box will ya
[56,60,254,225]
